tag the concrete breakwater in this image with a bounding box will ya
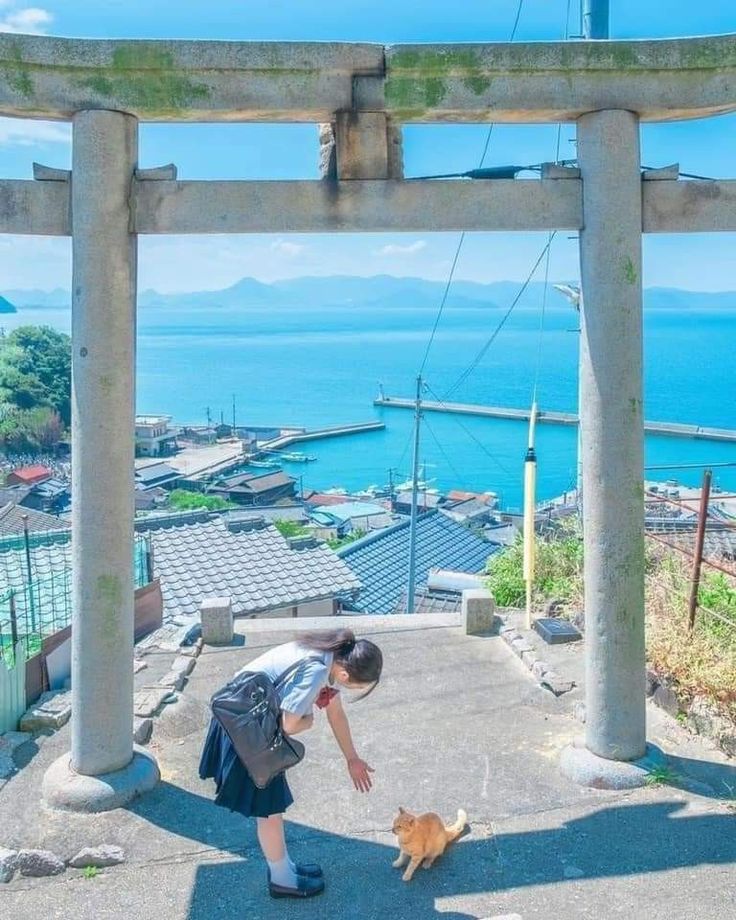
[375,397,736,443]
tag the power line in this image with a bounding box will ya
[422,413,468,491]
[424,382,513,477]
[443,232,557,399]
[416,0,526,377]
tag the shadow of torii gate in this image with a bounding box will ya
[2,31,736,802]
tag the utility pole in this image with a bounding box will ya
[231,394,236,436]
[582,0,609,39]
[205,406,212,428]
[387,467,396,512]
[406,375,423,614]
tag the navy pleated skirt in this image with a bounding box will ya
[198,716,294,818]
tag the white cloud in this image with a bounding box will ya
[0,5,52,33]
[0,117,71,147]
[270,239,306,257]
[375,240,427,256]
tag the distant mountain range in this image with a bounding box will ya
[3,276,736,311]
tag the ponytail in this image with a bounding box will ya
[298,629,382,700]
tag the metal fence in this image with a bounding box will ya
[0,531,151,663]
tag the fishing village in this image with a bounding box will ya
[1,1,736,918]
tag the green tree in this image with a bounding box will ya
[167,489,235,512]
[0,325,71,425]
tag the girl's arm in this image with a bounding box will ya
[325,693,374,792]
[282,710,313,735]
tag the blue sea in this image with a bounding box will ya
[4,301,735,507]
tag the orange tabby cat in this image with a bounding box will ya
[391,806,468,881]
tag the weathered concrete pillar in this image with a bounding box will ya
[561,110,661,788]
[43,110,158,810]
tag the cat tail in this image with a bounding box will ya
[444,809,468,843]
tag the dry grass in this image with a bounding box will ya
[645,548,736,721]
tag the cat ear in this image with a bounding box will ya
[398,806,405,814]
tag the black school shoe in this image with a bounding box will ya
[295,863,323,879]
[267,870,325,899]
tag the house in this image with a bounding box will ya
[134,486,169,513]
[337,510,500,615]
[0,501,67,537]
[440,496,496,528]
[136,513,361,620]
[135,415,178,457]
[393,489,443,515]
[209,470,296,506]
[304,491,351,509]
[445,489,497,507]
[134,462,182,491]
[178,425,218,446]
[21,477,69,514]
[5,464,52,487]
[312,501,394,533]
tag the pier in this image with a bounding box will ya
[375,397,736,443]
[261,421,385,451]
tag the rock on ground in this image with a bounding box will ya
[17,849,66,877]
[68,845,125,869]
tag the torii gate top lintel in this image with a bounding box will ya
[2,32,736,124]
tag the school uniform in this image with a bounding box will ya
[199,642,337,818]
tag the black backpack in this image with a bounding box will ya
[210,656,322,789]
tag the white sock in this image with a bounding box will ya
[267,856,297,888]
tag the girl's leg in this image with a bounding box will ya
[257,815,297,888]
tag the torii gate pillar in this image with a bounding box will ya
[42,110,159,811]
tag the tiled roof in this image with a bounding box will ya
[0,502,68,537]
[337,510,499,614]
[304,493,352,508]
[313,501,389,521]
[215,470,294,493]
[6,464,51,485]
[135,463,180,485]
[147,517,361,619]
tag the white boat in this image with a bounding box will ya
[248,459,280,469]
[280,451,317,462]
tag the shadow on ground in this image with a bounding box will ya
[128,773,736,920]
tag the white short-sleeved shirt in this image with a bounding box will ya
[237,641,335,716]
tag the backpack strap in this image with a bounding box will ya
[273,654,325,690]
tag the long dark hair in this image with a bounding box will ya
[298,628,382,700]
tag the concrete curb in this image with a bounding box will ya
[497,615,576,697]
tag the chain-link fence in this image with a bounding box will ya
[0,530,151,664]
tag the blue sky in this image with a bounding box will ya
[1,0,736,292]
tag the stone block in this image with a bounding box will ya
[200,596,233,645]
[17,849,66,877]
[133,717,153,745]
[68,845,125,869]
[653,682,680,717]
[645,668,659,697]
[520,650,536,668]
[0,753,16,780]
[134,688,176,718]
[531,660,550,680]
[19,691,71,732]
[540,671,575,696]
[0,847,18,884]
[171,655,196,677]
[158,670,186,691]
[318,122,336,179]
[510,638,534,657]
[461,589,496,636]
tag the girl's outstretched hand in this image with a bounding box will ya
[347,756,375,793]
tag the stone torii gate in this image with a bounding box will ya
[2,32,736,808]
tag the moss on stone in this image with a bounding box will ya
[622,256,637,285]
[386,48,492,111]
[73,45,210,115]
[0,41,34,97]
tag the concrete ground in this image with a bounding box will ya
[1,617,735,920]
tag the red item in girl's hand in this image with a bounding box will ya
[315,687,339,709]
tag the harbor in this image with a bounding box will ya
[375,395,736,443]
